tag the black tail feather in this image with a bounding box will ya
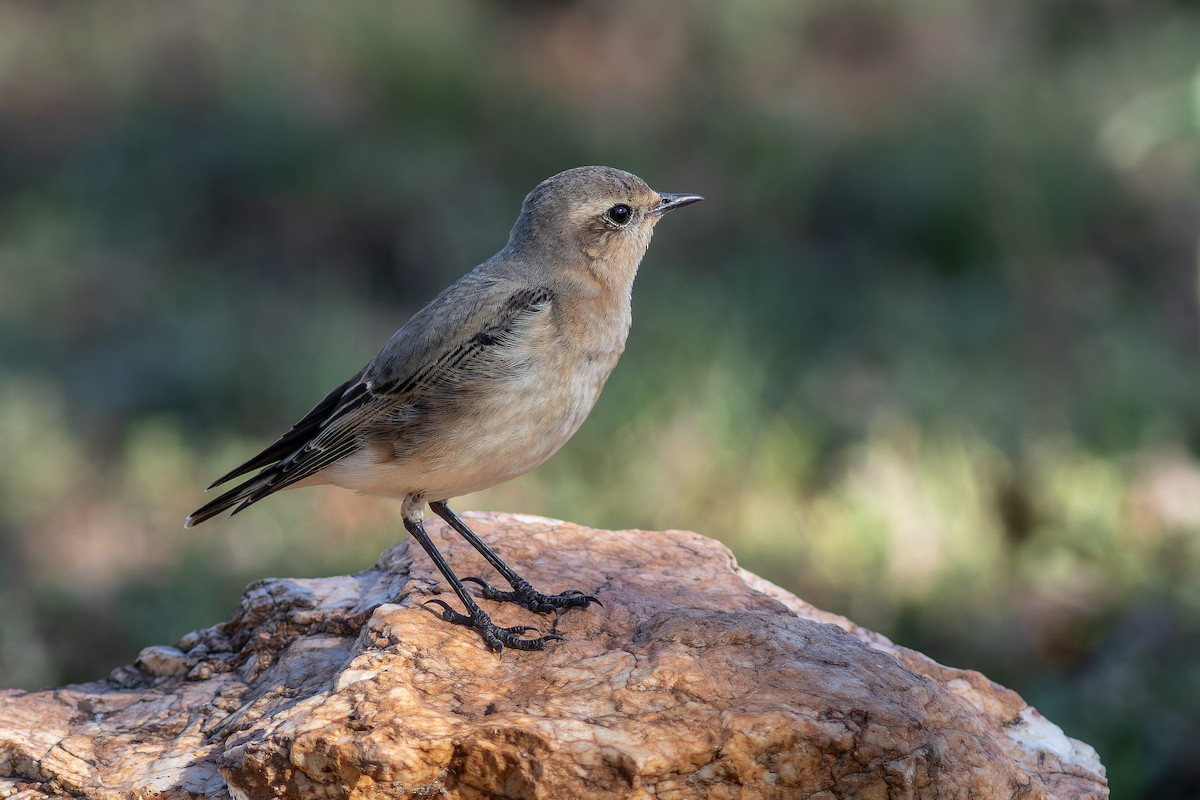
[188,369,369,527]
[205,370,366,490]
[185,473,267,528]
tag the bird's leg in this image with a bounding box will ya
[402,510,561,652]
[428,501,601,615]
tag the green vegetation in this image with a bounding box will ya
[2,2,1199,796]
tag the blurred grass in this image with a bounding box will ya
[2,1,1199,796]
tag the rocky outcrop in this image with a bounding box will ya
[0,512,1106,799]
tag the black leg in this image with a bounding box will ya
[428,501,601,615]
[402,513,561,652]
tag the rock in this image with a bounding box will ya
[0,512,1106,799]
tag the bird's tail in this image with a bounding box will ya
[184,474,269,528]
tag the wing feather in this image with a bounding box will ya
[186,283,554,526]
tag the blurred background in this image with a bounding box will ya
[0,1,1197,795]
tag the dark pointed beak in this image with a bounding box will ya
[650,192,704,215]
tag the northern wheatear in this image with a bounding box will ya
[187,166,703,651]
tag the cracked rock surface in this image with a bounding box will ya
[0,512,1106,799]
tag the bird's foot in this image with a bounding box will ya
[461,576,602,615]
[422,599,564,652]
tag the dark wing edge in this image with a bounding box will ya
[369,285,554,396]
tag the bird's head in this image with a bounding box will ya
[507,166,702,289]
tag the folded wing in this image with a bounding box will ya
[185,283,553,527]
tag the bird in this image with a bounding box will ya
[186,165,703,651]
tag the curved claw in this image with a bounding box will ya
[422,599,472,625]
[462,575,501,592]
[459,577,602,614]
[558,590,604,608]
[421,598,560,652]
[460,575,513,604]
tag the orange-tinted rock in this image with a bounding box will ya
[0,513,1106,799]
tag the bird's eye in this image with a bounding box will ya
[604,204,632,226]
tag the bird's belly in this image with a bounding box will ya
[462,364,602,482]
[324,347,618,500]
